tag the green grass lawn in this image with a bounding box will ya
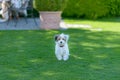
[64,17,120,32]
[0,18,120,80]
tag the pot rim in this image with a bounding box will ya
[39,11,62,14]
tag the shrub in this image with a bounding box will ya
[33,0,68,11]
[63,0,120,19]
[108,0,120,17]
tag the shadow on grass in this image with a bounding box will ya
[0,29,120,80]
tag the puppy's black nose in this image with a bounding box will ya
[60,41,62,43]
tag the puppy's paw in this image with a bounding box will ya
[56,55,62,61]
[63,55,69,61]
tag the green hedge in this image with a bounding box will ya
[63,0,120,19]
[108,0,120,17]
[33,0,68,11]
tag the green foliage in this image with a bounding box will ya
[63,0,120,19]
[108,0,120,17]
[33,0,68,11]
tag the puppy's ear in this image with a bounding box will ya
[54,35,59,41]
[65,35,69,42]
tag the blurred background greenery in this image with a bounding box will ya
[33,0,120,19]
[62,0,120,19]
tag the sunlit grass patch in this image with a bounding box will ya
[64,17,120,32]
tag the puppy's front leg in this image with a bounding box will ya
[63,54,69,61]
[56,54,62,61]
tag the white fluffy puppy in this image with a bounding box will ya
[54,33,70,61]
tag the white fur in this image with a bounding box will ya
[55,33,70,61]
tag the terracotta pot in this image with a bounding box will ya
[39,11,62,29]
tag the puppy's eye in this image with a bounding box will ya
[57,38,60,41]
[62,38,66,41]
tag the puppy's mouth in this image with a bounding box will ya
[59,45,64,47]
[58,41,65,47]
[59,43,64,47]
